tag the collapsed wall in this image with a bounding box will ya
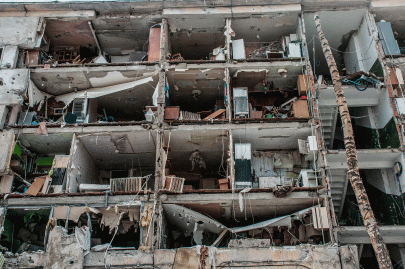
[3,225,358,269]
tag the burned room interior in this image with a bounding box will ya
[230,14,304,60]
[91,16,161,63]
[230,66,310,120]
[66,131,156,193]
[165,69,226,121]
[166,15,226,61]
[23,17,161,66]
[25,70,159,124]
[25,19,100,66]
[163,128,229,191]
[161,201,330,249]
[50,205,142,249]
[0,209,50,253]
[4,133,73,195]
[231,124,318,190]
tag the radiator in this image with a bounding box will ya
[164,176,185,193]
[110,177,143,192]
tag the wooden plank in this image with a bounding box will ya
[292,100,310,118]
[40,176,52,195]
[0,175,13,194]
[203,109,226,120]
[25,177,46,196]
[297,74,308,96]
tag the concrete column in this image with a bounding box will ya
[149,71,166,250]
[0,105,8,129]
[7,105,21,126]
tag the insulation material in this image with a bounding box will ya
[28,80,52,111]
[100,208,125,234]
[54,74,156,106]
[141,204,153,227]
[97,206,141,234]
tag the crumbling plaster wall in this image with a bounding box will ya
[44,226,84,269]
[0,17,41,47]
[0,131,15,175]
[7,243,358,268]
[67,135,99,193]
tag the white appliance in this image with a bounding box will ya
[288,43,301,58]
[232,39,246,60]
[233,87,249,118]
[72,98,89,123]
[299,169,319,187]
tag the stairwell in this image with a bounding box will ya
[318,105,338,149]
[329,169,349,220]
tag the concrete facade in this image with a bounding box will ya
[0,0,405,268]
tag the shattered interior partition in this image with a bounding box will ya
[66,131,156,193]
[164,10,226,61]
[26,67,159,124]
[165,68,226,120]
[230,5,303,60]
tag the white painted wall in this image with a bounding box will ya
[344,14,379,74]
[344,34,362,73]
[372,88,394,129]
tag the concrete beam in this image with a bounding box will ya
[11,124,152,135]
[29,64,158,74]
[0,191,322,209]
[317,85,381,107]
[327,149,403,169]
[337,225,405,244]
[163,5,301,18]
[167,60,306,70]
[0,193,151,208]
[0,10,96,18]
[161,191,320,203]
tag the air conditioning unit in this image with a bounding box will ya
[233,87,249,118]
[298,136,318,156]
[307,136,318,153]
[72,98,89,123]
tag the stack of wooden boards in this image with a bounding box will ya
[25,176,52,196]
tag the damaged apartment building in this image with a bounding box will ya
[1,0,405,268]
